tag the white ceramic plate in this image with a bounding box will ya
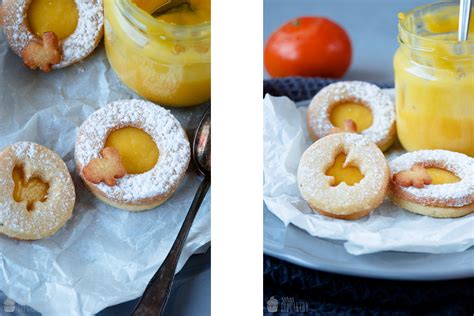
[263,97,474,280]
[264,209,474,280]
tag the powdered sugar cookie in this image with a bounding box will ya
[0,142,75,240]
[297,133,390,220]
[75,99,191,211]
[1,0,103,71]
[389,150,474,218]
[307,81,396,151]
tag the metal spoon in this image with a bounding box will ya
[132,109,211,316]
[151,0,190,16]
[458,0,472,41]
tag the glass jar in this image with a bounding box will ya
[393,1,474,156]
[104,0,211,107]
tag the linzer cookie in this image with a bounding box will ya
[75,99,191,211]
[1,0,104,71]
[297,133,390,220]
[0,142,75,240]
[389,150,474,218]
[307,81,396,151]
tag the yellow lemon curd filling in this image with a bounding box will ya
[105,127,159,174]
[27,0,79,40]
[330,103,373,132]
[104,0,210,107]
[326,154,364,186]
[133,0,210,25]
[423,8,474,34]
[12,167,49,211]
[425,167,460,185]
[394,4,474,157]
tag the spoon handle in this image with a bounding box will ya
[458,0,472,41]
[132,177,210,316]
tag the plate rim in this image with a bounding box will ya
[263,210,474,281]
[264,243,474,281]
[264,92,474,281]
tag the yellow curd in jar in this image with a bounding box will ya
[394,2,474,156]
[133,0,210,25]
[104,0,210,107]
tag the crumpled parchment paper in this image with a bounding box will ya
[0,32,210,315]
[263,93,474,256]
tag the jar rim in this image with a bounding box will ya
[399,1,474,44]
[398,1,473,58]
[115,0,210,41]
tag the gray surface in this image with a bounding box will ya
[264,0,428,82]
[264,0,474,280]
[99,250,211,316]
[264,210,474,281]
[0,250,210,316]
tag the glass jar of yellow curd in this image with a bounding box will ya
[394,1,474,157]
[104,0,210,107]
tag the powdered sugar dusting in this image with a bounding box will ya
[298,133,388,215]
[390,150,474,207]
[2,0,35,55]
[343,132,372,147]
[56,0,103,68]
[12,141,37,159]
[307,81,395,145]
[75,100,191,205]
[2,0,103,68]
[0,142,75,239]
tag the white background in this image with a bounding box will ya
[213,0,264,314]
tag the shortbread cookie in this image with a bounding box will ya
[75,99,191,211]
[2,0,103,71]
[297,133,390,220]
[307,81,396,151]
[0,142,75,240]
[389,150,474,218]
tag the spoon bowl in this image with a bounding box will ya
[193,109,211,176]
[151,0,191,16]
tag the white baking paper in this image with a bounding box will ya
[0,32,210,315]
[263,93,474,256]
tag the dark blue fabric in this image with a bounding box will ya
[263,77,474,315]
[264,255,474,315]
[263,77,393,101]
